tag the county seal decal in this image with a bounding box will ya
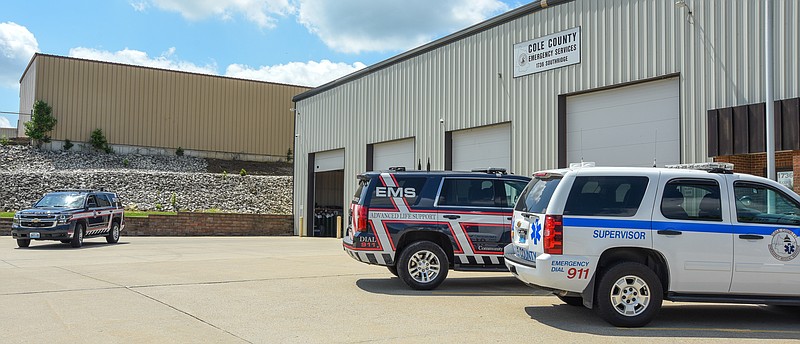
[769,229,799,261]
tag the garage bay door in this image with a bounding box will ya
[314,149,344,172]
[452,123,511,171]
[373,138,415,171]
[566,78,680,167]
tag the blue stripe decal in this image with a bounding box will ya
[563,218,650,229]
[564,217,799,236]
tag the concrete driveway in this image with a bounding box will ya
[0,237,798,343]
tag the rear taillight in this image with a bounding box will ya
[353,204,369,232]
[543,215,563,255]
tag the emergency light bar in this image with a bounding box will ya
[664,162,734,172]
[569,162,596,169]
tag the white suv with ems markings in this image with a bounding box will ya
[504,163,800,327]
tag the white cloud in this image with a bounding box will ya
[147,0,294,28]
[0,22,39,88]
[66,46,363,87]
[296,0,509,53]
[68,47,218,75]
[130,2,149,12]
[225,60,366,87]
[0,116,11,128]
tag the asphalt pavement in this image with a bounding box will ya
[0,236,798,343]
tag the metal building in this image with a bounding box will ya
[19,53,309,161]
[292,0,799,236]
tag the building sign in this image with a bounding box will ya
[513,27,581,78]
[777,171,794,190]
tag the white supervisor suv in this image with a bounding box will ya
[504,163,800,327]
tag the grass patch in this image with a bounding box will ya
[124,211,177,218]
[0,212,15,218]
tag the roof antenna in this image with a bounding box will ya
[652,129,658,167]
[417,159,422,170]
[426,157,431,171]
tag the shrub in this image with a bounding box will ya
[170,192,178,211]
[222,170,228,179]
[155,203,163,211]
[239,168,247,176]
[123,158,129,167]
[286,147,293,162]
[63,139,73,150]
[89,128,112,153]
[176,146,184,156]
[0,135,8,146]
[24,100,57,147]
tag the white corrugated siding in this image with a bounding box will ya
[18,61,36,137]
[293,0,800,233]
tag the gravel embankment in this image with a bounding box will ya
[0,145,292,213]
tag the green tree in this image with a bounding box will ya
[24,100,57,147]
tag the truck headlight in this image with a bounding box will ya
[57,214,71,224]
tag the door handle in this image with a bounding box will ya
[657,230,682,236]
[443,215,461,220]
[506,217,513,221]
[738,234,764,240]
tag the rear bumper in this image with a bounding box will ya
[343,237,393,266]
[504,244,595,293]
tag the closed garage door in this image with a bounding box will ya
[451,123,511,171]
[566,78,680,167]
[373,138,415,171]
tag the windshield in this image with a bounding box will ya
[34,193,85,208]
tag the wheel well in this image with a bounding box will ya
[395,230,454,267]
[597,247,669,293]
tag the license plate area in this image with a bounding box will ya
[29,232,40,239]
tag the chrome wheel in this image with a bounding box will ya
[407,250,441,284]
[609,275,651,317]
[112,224,119,241]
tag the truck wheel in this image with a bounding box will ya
[387,265,398,276]
[397,241,449,290]
[106,221,120,244]
[595,262,663,327]
[17,239,30,248]
[71,223,85,248]
[557,295,584,307]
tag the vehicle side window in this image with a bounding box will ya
[564,176,649,217]
[502,180,528,208]
[367,177,427,208]
[439,178,497,207]
[96,194,111,207]
[734,182,800,225]
[86,195,98,208]
[660,179,721,221]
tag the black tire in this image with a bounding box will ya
[595,262,663,327]
[106,221,120,244]
[387,265,398,276]
[60,240,71,244]
[17,239,30,248]
[396,241,449,290]
[557,294,585,307]
[71,223,85,248]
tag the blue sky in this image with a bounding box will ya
[0,0,524,129]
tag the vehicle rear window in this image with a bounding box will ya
[564,176,649,217]
[367,177,427,208]
[352,178,369,204]
[514,177,561,213]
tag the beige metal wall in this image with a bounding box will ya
[293,0,800,232]
[21,54,308,158]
